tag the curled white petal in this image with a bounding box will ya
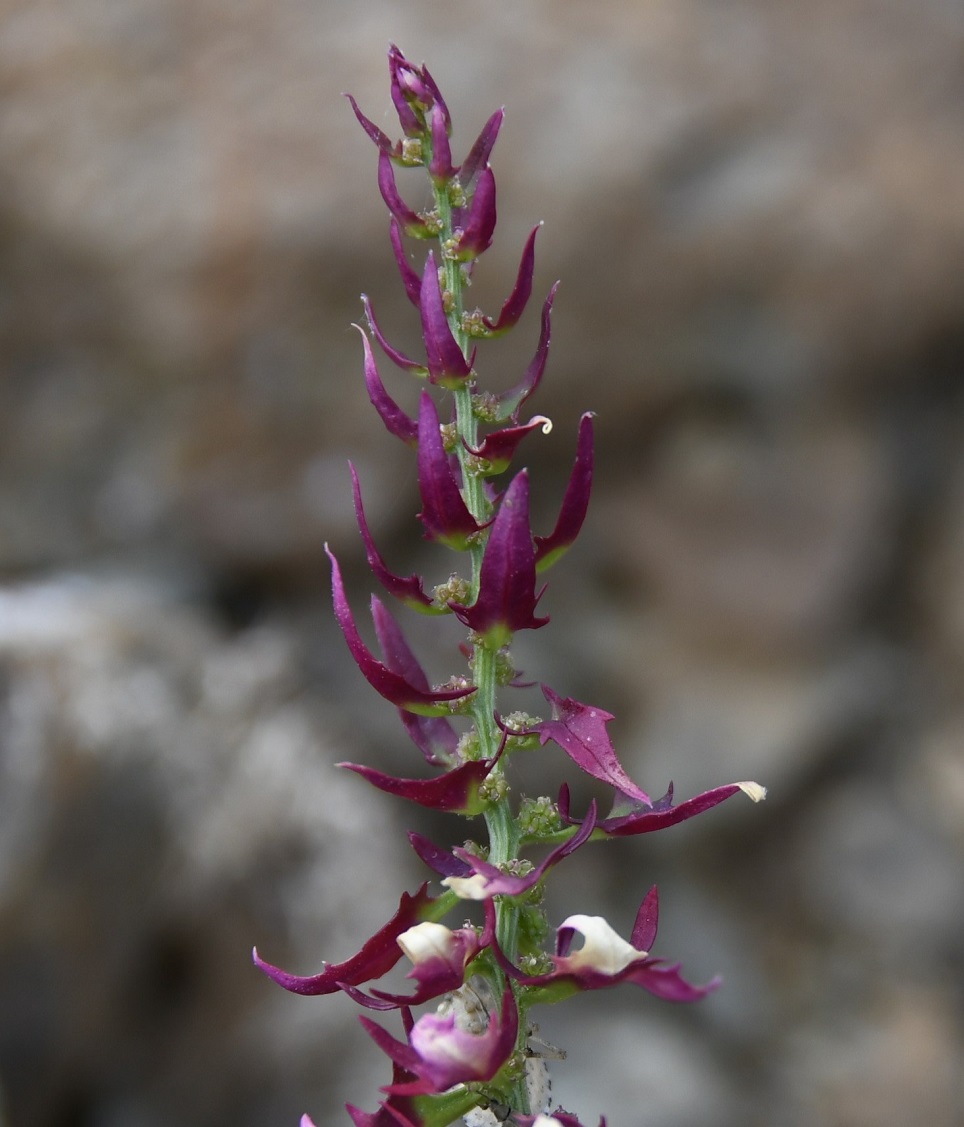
[558,914,644,974]
[738,780,767,802]
[441,873,490,900]
[397,921,455,965]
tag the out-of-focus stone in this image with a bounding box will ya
[598,414,896,657]
[1,0,963,573]
[779,988,964,1127]
[545,1009,740,1127]
[0,573,408,1127]
[794,778,964,957]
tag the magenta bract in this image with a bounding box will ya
[532,685,652,805]
[454,166,496,260]
[462,415,551,476]
[427,104,454,184]
[351,464,436,611]
[369,596,460,767]
[356,324,419,444]
[328,545,474,715]
[419,252,474,386]
[449,471,548,647]
[339,758,496,816]
[416,392,484,548]
[390,218,423,306]
[252,883,441,996]
[494,283,559,421]
[379,152,432,238]
[558,778,765,837]
[460,108,504,191]
[483,224,541,335]
[535,411,595,572]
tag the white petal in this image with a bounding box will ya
[397,921,454,965]
[441,873,491,900]
[738,780,767,802]
[558,914,644,974]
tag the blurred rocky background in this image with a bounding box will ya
[2,1,964,1124]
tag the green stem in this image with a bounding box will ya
[432,164,529,1115]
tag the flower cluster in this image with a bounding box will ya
[254,45,765,1127]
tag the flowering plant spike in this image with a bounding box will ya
[255,46,766,1126]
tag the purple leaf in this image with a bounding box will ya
[533,685,651,804]
[557,779,766,837]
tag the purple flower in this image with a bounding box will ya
[346,1037,463,1127]
[252,883,443,996]
[347,918,493,1010]
[327,545,475,715]
[439,804,597,900]
[450,471,549,647]
[494,888,719,1005]
[388,44,450,138]
[516,1115,607,1127]
[361,984,519,1096]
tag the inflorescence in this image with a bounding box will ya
[254,45,765,1127]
